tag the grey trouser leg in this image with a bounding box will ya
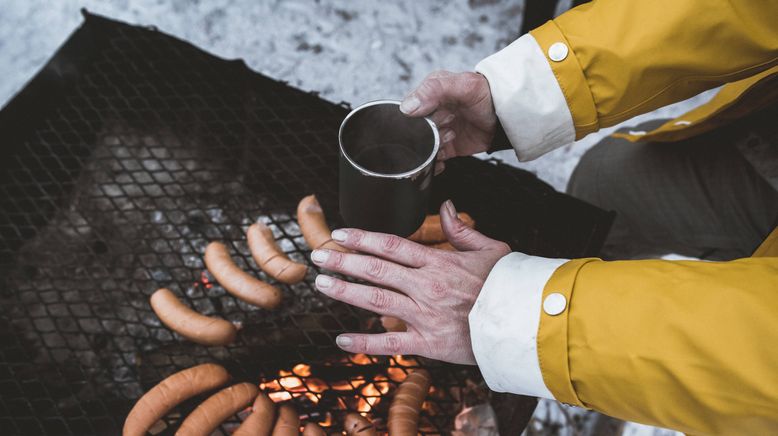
[567,119,778,260]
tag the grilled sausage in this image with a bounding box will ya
[408,213,474,243]
[271,404,300,436]
[233,392,276,436]
[388,369,432,436]
[177,383,259,436]
[123,363,230,436]
[150,288,237,346]
[205,241,282,309]
[302,422,326,436]
[344,413,378,436]
[247,222,307,284]
[297,195,347,252]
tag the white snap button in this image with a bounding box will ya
[674,120,692,126]
[628,130,647,136]
[548,42,568,62]
[543,293,567,316]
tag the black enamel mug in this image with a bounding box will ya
[338,100,440,237]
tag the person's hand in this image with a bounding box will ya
[399,70,497,174]
[309,200,510,365]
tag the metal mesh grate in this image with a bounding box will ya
[0,11,613,435]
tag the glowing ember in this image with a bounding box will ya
[357,375,392,414]
[319,414,333,427]
[293,363,312,377]
[350,353,375,365]
[257,354,430,427]
[387,367,407,383]
[268,391,293,402]
[393,354,419,367]
[279,373,303,390]
[198,271,213,288]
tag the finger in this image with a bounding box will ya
[315,275,417,319]
[429,109,455,127]
[400,71,484,116]
[436,140,455,163]
[310,249,422,291]
[329,229,432,268]
[440,200,501,251]
[335,332,424,356]
[439,128,456,146]
[434,161,446,175]
[426,70,454,80]
[400,70,455,116]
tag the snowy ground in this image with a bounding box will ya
[0,0,713,192]
[0,1,693,434]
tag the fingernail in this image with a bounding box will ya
[315,274,333,289]
[400,95,421,114]
[442,130,455,143]
[331,229,347,242]
[336,335,353,347]
[311,250,329,263]
[442,113,455,124]
[444,199,457,218]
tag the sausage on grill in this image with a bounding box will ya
[271,404,300,436]
[123,363,230,436]
[388,369,432,436]
[233,392,276,436]
[344,412,378,436]
[205,241,282,309]
[177,382,259,436]
[247,222,307,284]
[150,288,237,345]
[408,213,475,243]
[297,195,348,252]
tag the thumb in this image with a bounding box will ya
[439,200,500,252]
[400,70,457,116]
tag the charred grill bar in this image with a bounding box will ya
[0,12,613,435]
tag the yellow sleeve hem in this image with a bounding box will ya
[536,258,600,407]
[530,22,599,140]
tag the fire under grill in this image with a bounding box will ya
[0,12,613,435]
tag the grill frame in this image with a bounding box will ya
[0,11,613,435]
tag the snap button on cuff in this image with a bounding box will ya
[543,293,567,315]
[548,42,568,62]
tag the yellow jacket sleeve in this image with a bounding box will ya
[530,0,778,139]
[538,257,778,434]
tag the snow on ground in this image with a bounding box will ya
[0,1,694,434]
[0,0,712,192]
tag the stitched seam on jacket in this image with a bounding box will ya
[563,259,598,409]
[599,57,778,125]
[546,20,601,135]
[538,258,598,408]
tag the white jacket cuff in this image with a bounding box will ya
[475,34,575,161]
[469,252,569,399]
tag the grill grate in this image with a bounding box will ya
[0,11,613,435]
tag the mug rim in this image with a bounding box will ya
[338,99,440,179]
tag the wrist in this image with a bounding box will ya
[488,119,513,153]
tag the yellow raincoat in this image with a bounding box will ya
[528,0,778,433]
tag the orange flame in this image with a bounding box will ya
[350,353,375,365]
[258,354,427,426]
[357,375,392,414]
